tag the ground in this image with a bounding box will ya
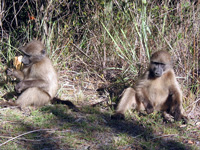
[0,70,199,150]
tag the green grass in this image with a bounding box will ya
[0,0,199,149]
[0,104,199,149]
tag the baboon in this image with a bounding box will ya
[112,50,188,123]
[7,40,58,108]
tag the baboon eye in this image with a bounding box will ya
[152,62,165,67]
[160,63,166,69]
[24,54,30,57]
[22,51,30,57]
[160,63,165,66]
[151,61,160,65]
[41,49,46,55]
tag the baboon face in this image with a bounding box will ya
[20,41,46,66]
[150,61,166,77]
[149,50,172,78]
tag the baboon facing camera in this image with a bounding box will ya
[7,40,58,108]
[112,50,188,123]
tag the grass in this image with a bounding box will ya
[0,0,199,149]
[0,104,199,149]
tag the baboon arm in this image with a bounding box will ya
[169,85,182,101]
[15,79,48,93]
[169,84,188,122]
[7,68,24,81]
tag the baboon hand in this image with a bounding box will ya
[15,81,24,93]
[7,68,14,76]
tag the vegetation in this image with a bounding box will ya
[0,0,199,149]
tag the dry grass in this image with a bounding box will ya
[0,0,199,149]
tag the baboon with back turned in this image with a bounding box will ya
[112,50,188,123]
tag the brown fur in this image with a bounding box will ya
[7,40,58,108]
[112,50,188,123]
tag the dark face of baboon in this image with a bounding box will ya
[149,50,172,78]
[20,40,46,66]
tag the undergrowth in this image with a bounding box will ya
[0,0,199,149]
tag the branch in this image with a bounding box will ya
[0,129,51,147]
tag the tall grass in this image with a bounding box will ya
[0,0,199,104]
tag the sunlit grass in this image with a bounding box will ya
[0,0,199,149]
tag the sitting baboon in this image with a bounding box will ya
[7,40,58,108]
[112,50,188,123]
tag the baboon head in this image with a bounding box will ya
[20,40,46,66]
[149,50,172,78]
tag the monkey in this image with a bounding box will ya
[112,50,188,123]
[5,40,78,111]
[6,40,58,108]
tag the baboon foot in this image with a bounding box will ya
[163,112,174,123]
[144,102,154,114]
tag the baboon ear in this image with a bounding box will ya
[41,49,46,55]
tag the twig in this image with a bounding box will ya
[12,1,18,27]
[153,134,178,139]
[150,20,173,51]
[0,106,18,110]
[72,43,95,63]
[186,98,200,109]
[0,129,51,147]
[92,98,109,107]
[0,136,42,142]
[11,0,28,27]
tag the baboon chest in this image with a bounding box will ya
[146,78,169,105]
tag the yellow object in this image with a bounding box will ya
[13,56,23,70]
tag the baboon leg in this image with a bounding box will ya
[112,87,137,119]
[116,87,137,114]
[16,88,51,108]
